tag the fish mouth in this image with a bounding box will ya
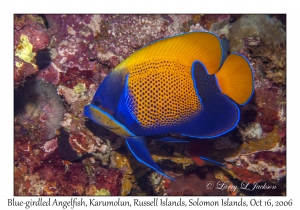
[85,103,135,138]
[84,104,114,129]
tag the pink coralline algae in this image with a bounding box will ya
[14,14,286,196]
[86,167,123,196]
[59,67,96,89]
[43,15,96,70]
[14,15,50,51]
[14,124,122,195]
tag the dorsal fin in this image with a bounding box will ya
[116,31,224,75]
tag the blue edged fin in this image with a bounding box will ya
[199,156,226,167]
[189,61,240,138]
[125,136,175,180]
[157,137,190,143]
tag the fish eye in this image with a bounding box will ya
[92,99,101,107]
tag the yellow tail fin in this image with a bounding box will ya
[215,53,254,105]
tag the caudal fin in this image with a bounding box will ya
[215,53,254,105]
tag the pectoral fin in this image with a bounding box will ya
[125,136,174,180]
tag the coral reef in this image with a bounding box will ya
[85,167,123,196]
[110,151,134,195]
[163,167,228,196]
[210,15,286,52]
[14,15,50,87]
[14,14,286,196]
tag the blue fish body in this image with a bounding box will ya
[84,31,254,179]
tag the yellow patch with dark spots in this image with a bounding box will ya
[127,58,202,128]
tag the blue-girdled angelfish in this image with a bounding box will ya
[84,31,254,180]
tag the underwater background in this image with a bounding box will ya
[14,14,286,196]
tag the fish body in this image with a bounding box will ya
[84,31,254,179]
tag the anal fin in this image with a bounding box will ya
[125,136,175,180]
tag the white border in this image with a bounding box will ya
[1,0,297,209]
